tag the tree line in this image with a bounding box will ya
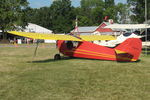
[27,0,126,33]
[0,0,150,39]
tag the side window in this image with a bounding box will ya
[66,41,73,49]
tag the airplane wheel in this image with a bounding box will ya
[54,54,61,60]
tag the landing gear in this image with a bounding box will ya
[54,54,61,60]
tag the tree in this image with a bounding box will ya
[27,7,52,30]
[103,0,118,22]
[79,0,118,25]
[127,0,150,23]
[80,0,105,25]
[116,3,131,24]
[105,0,115,9]
[27,0,76,33]
[0,0,29,39]
[50,0,76,33]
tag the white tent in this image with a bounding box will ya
[24,23,52,34]
[23,23,55,43]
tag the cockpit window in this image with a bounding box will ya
[66,41,73,49]
[65,41,80,49]
[123,32,132,37]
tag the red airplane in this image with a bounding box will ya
[56,38,142,62]
[8,31,142,62]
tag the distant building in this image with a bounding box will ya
[71,26,98,35]
[70,22,126,36]
[94,22,114,35]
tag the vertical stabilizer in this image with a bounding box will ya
[115,38,142,61]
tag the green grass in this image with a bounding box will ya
[0,44,150,100]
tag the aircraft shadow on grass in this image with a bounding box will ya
[28,57,100,63]
[28,56,141,63]
[29,57,72,63]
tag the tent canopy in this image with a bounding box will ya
[24,23,53,34]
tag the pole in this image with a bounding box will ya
[145,0,148,55]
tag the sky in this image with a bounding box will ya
[28,0,127,8]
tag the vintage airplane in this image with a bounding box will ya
[8,30,142,62]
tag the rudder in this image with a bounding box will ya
[114,38,142,61]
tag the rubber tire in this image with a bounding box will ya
[54,54,61,60]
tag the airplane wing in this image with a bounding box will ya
[80,35,115,41]
[104,24,150,29]
[8,31,116,41]
[8,31,82,41]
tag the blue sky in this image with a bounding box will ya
[28,0,127,8]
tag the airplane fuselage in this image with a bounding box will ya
[57,38,142,62]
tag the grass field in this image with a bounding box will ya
[0,44,150,100]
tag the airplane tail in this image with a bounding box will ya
[114,38,142,62]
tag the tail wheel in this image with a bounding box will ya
[54,54,61,60]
